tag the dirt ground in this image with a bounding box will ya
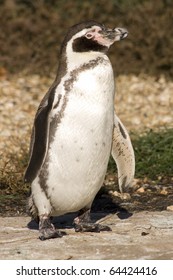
[0,0,173,259]
[1,211,173,260]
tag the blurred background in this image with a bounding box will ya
[0,0,173,215]
[0,0,172,76]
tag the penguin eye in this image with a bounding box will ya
[85,29,96,39]
[85,33,93,39]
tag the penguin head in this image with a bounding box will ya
[60,21,128,55]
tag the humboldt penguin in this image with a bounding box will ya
[24,21,135,240]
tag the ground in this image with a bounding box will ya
[1,212,173,259]
[0,0,173,259]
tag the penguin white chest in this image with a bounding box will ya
[46,61,115,214]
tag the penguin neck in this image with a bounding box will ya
[68,52,108,72]
[65,40,109,72]
[54,46,110,88]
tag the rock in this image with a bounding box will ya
[1,211,173,259]
[167,205,173,211]
[160,189,168,195]
[136,187,145,193]
[109,191,131,200]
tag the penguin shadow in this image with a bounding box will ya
[27,219,39,230]
[27,193,133,231]
[91,192,133,221]
[27,213,77,231]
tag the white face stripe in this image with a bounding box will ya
[70,25,102,40]
[66,25,105,71]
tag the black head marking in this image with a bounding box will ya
[72,36,108,53]
[60,21,104,54]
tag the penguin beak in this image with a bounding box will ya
[100,27,128,42]
[87,26,128,48]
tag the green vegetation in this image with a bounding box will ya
[132,129,173,179]
[108,128,173,180]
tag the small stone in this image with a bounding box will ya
[160,189,168,195]
[121,193,131,200]
[167,206,173,211]
[136,187,145,193]
[141,231,149,236]
[109,190,121,198]
[109,191,131,200]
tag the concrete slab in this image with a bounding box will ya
[0,211,173,260]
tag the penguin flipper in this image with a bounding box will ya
[111,113,135,192]
[24,88,56,184]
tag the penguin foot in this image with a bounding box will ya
[39,229,64,241]
[75,222,112,233]
[39,216,65,240]
[74,208,112,233]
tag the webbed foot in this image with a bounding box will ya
[75,222,111,232]
[39,216,65,240]
[74,207,112,233]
